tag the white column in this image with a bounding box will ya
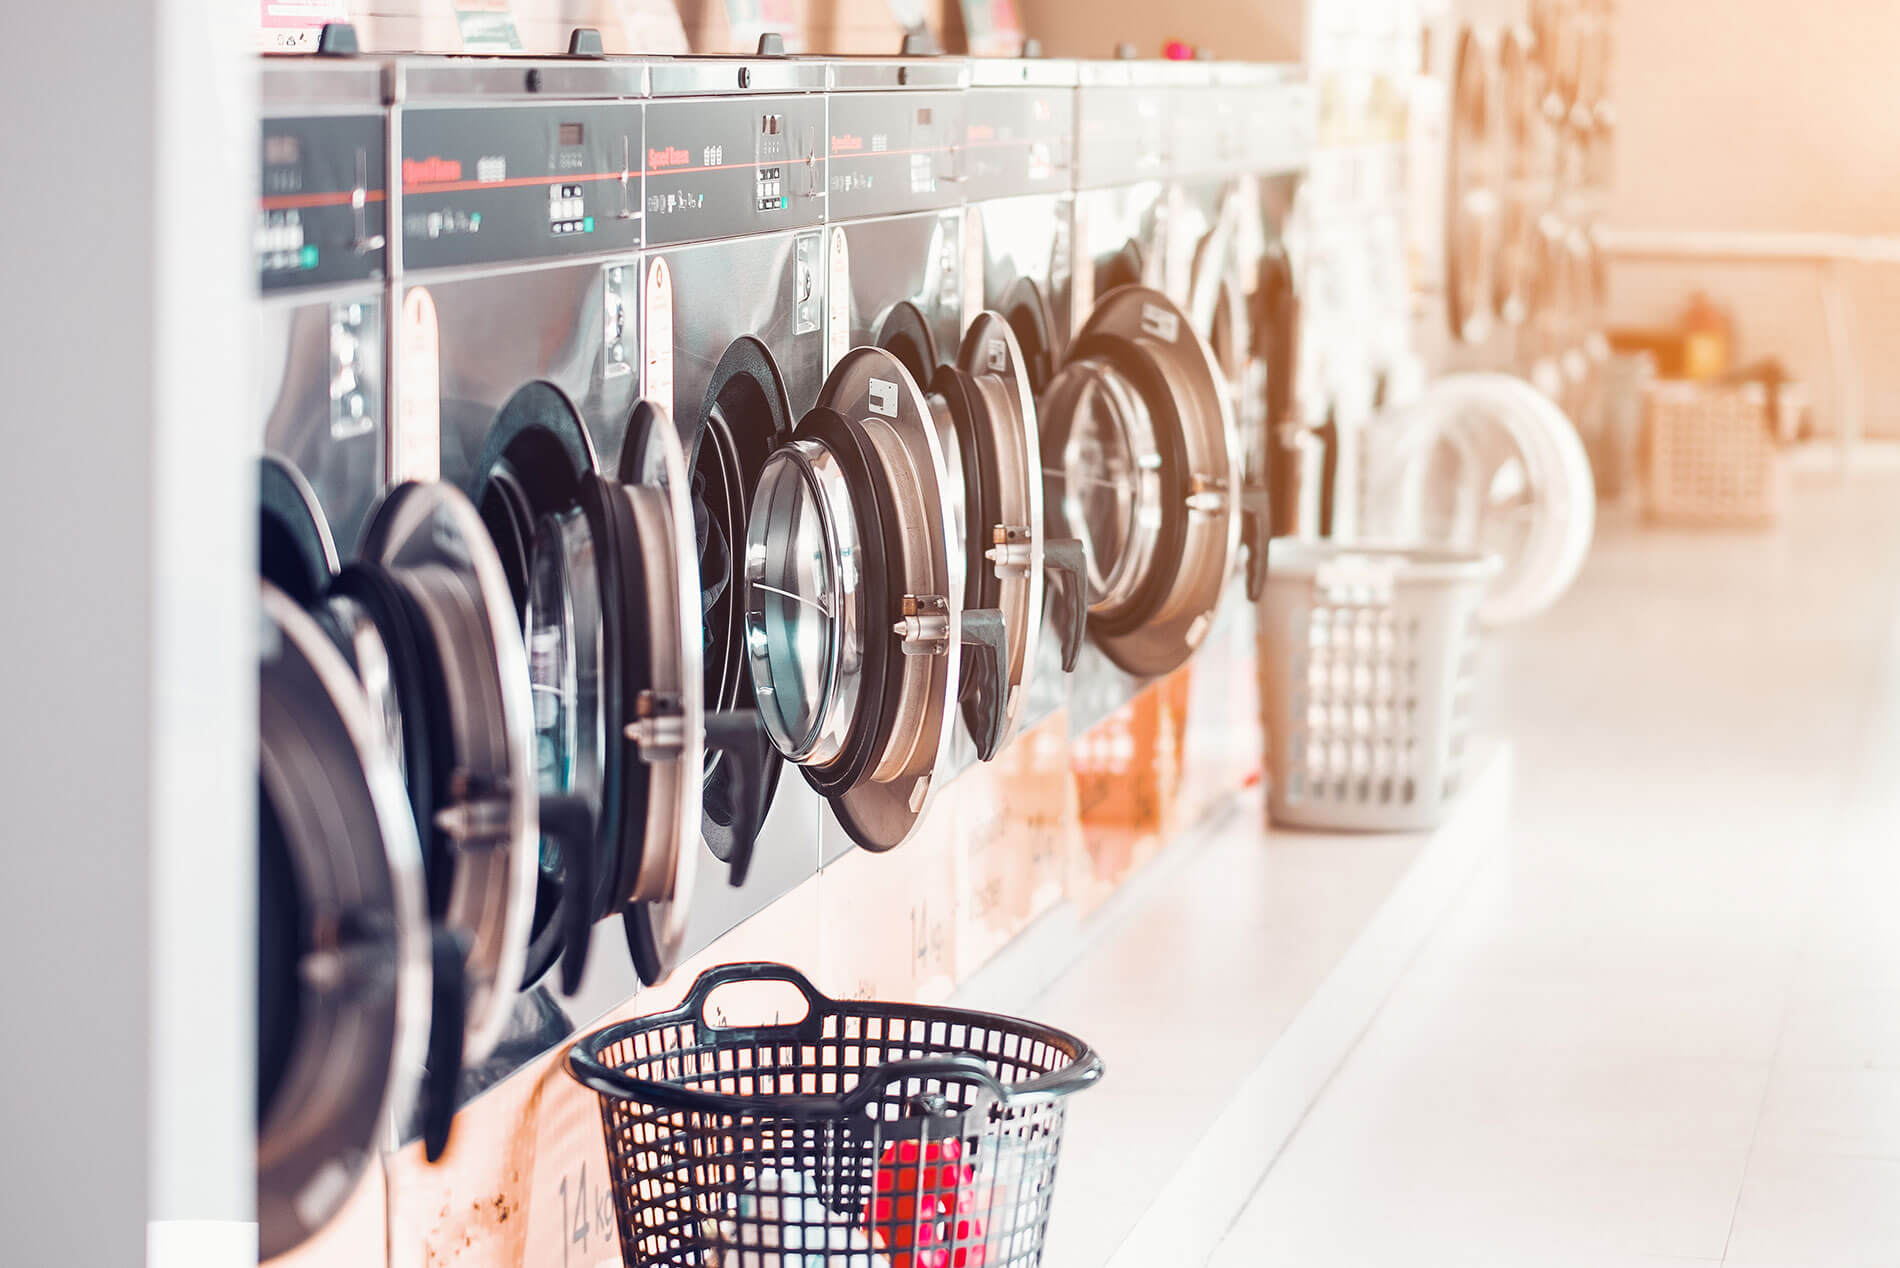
[0,3,256,1266]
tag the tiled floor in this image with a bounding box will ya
[1209,470,1900,1267]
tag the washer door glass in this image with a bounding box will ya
[744,442,851,761]
[524,506,606,865]
[1065,369,1155,608]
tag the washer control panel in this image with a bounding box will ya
[826,91,966,221]
[642,95,825,247]
[258,114,386,293]
[400,102,644,271]
[964,85,1074,201]
[1076,84,1169,189]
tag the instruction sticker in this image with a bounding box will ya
[644,258,674,412]
[868,378,899,418]
[396,287,442,484]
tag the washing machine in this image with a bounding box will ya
[390,40,769,1058]
[1163,59,1312,604]
[254,51,431,1259]
[821,43,1057,797]
[962,47,1089,734]
[638,39,833,906]
[1230,64,1318,542]
[1053,56,1245,734]
[257,38,389,568]
[259,45,523,1251]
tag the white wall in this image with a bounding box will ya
[1605,0,1900,434]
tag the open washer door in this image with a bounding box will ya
[1040,286,1246,678]
[690,338,797,872]
[882,303,1085,759]
[257,582,430,1260]
[743,346,994,852]
[345,481,538,1067]
[1188,184,1278,601]
[1365,371,1596,626]
[472,384,742,989]
[261,474,541,1159]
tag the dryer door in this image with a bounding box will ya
[257,582,429,1261]
[1040,286,1243,678]
[742,347,979,851]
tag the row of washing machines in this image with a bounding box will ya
[255,28,1310,1259]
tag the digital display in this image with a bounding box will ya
[264,134,301,166]
[559,122,584,147]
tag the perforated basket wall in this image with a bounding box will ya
[1256,543,1493,832]
[1644,380,1789,525]
[569,966,1101,1268]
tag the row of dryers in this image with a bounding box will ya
[254,29,1311,1259]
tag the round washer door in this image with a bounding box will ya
[473,385,708,990]
[469,383,602,992]
[691,338,796,867]
[609,401,706,984]
[742,346,963,852]
[353,480,539,1063]
[1365,371,1596,626]
[257,582,429,1261]
[1040,286,1243,678]
[925,313,1052,756]
[260,456,341,609]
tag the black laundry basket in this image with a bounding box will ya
[566,962,1104,1267]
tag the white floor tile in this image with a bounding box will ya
[1205,475,1900,1268]
[1723,1151,1900,1267]
[1753,1065,1900,1159]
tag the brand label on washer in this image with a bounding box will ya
[868,377,899,418]
[396,286,442,483]
[1140,303,1180,343]
[986,339,1008,372]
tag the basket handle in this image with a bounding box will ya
[838,1055,1012,1119]
[680,961,834,1041]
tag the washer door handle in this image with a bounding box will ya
[958,606,1010,762]
[536,794,596,998]
[1042,537,1088,673]
[421,926,470,1163]
[1240,481,1273,602]
[705,710,769,888]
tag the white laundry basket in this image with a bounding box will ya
[1257,540,1498,832]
